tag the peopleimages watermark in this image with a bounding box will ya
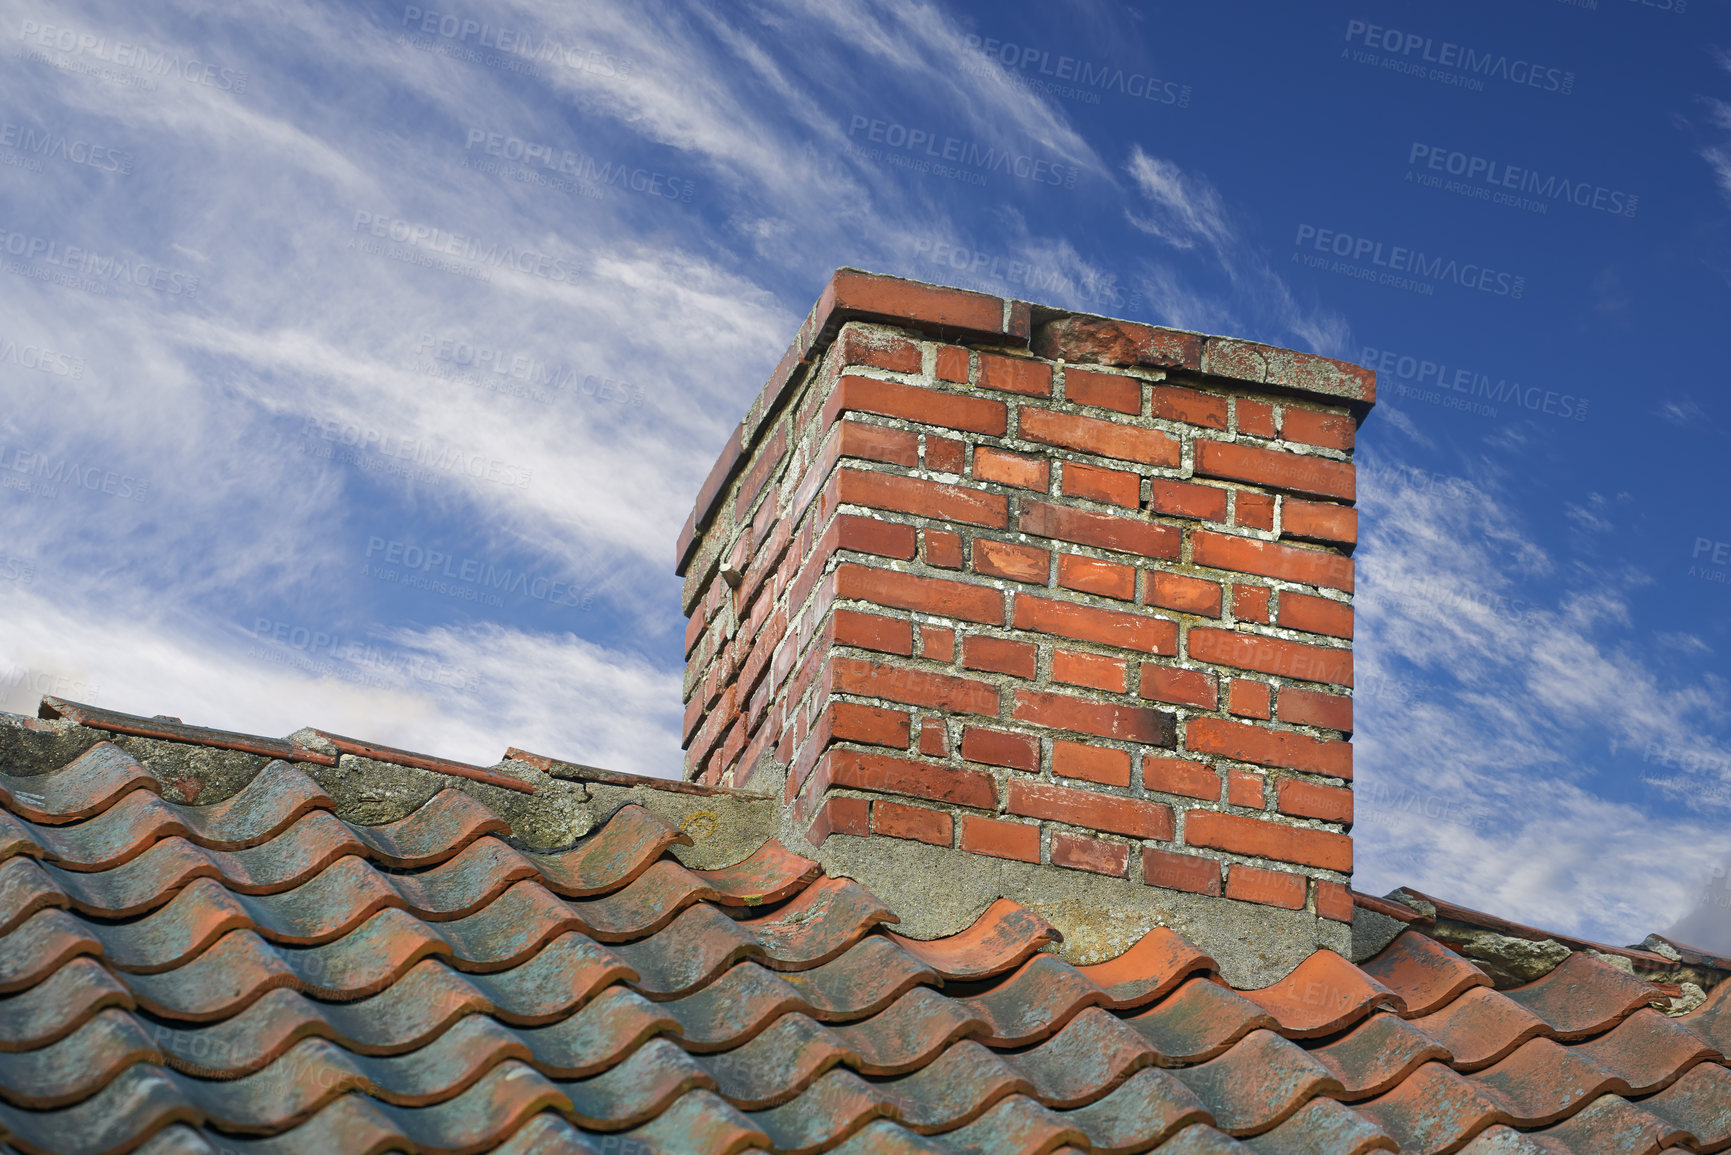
[417,333,644,408]
[0,227,199,298]
[0,444,148,501]
[0,119,132,176]
[349,210,578,285]
[0,336,83,379]
[363,537,596,610]
[845,115,1080,189]
[249,617,481,692]
[0,667,99,707]
[1293,225,1525,300]
[1689,538,1731,589]
[910,239,1136,314]
[461,129,694,204]
[300,416,533,490]
[959,33,1191,109]
[1407,144,1636,219]
[15,19,249,93]
[1361,346,1588,423]
[0,554,34,584]
[398,6,634,80]
[1342,19,1575,95]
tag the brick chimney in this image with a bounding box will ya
[677,269,1371,971]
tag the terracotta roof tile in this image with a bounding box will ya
[5,724,1731,1153]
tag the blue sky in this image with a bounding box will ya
[3,0,1729,950]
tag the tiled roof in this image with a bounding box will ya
[4,724,1731,1153]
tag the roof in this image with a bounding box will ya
[3,705,1731,1154]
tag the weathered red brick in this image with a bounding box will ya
[837,468,1007,529]
[925,529,963,569]
[1139,663,1217,710]
[1282,406,1355,451]
[1144,848,1222,895]
[1236,399,1276,437]
[1064,366,1141,414]
[961,815,1040,862]
[1032,315,1202,370]
[919,624,955,661]
[1020,408,1180,467]
[824,275,1009,340]
[1061,461,1140,509]
[1142,754,1219,801]
[1282,499,1358,547]
[1186,716,1352,778]
[961,726,1038,771]
[831,608,914,656]
[1227,679,1272,720]
[1052,832,1129,877]
[919,717,947,757]
[1279,591,1353,639]
[1052,649,1129,693]
[1277,778,1353,824]
[925,436,965,474]
[1196,440,1354,501]
[1010,780,1173,839]
[828,513,917,561]
[1145,573,1222,617]
[1187,627,1351,686]
[1057,553,1136,601]
[1226,864,1306,909]
[839,326,921,373]
[1012,689,1174,745]
[873,799,953,845]
[825,375,1007,436]
[1020,501,1180,560]
[806,794,870,846]
[1052,740,1131,787]
[1014,594,1177,654]
[974,446,1050,491]
[1147,478,1227,522]
[1151,384,1227,429]
[835,418,920,468]
[1232,585,1271,623]
[826,701,911,749]
[962,635,1038,679]
[1234,491,1276,531]
[1227,769,1266,808]
[1185,810,1352,872]
[1192,531,1353,593]
[830,656,1001,716]
[1277,686,1353,733]
[979,353,1052,397]
[836,562,1005,625]
[809,748,997,810]
[935,345,970,382]
[1314,879,1355,923]
[974,539,1050,584]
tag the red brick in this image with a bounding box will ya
[1143,848,1222,895]
[1237,399,1276,437]
[1013,689,1174,745]
[836,562,1005,625]
[825,275,1008,342]
[963,635,1037,679]
[919,717,948,757]
[806,795,870,845]
[979,353,1052,397]
[1151,384,1227,429]
[826,375,1007,436]
[840,327,921,373]
[961,726,1038,771]
[1052,740,1131,787]
[974,446,1050,491]
[1227,769,1266,808]
[1226,864,1305,909]
[829,512,917,561]
[1187,627,1351,686]
[837,468,1007,529]
[873,799,953,845]
[835,419,920,468]
[1139,663,1217,710]
[827,701,911,749]
[1277,686,1353,733]
[1234,491,1275,531]
[830,657,1001,717]
[1282,499,1358,547]
[1186,810,1352,872]
[1010,780,1173,839]
[1020,501,1180,560]
[1231,585,1271,623]
[1315,879,1354,923]
[1279,591,1352,639]
[1142,754,1219,801]
[733,425,787,521]
[974,539,1049,584]
[1147,478,1228,522]
[1032,315,1201,370]
[1052,649,1128,693]
[809,748,997,810]
[1282,407,1355,451]
[1062,461,1140,509]
[1186,716,1352,779]
[1057,554,1135,601]
[1227,679,1272,720]
[926,529,963,569]
[1064,367,1141,414]
[935,345,970,383]
[961,815,1040,862]
[1052,832,1129,877]
[919,624,955,661]
[1196,440,1354,501]
[1277,778,1353,824]
[1146,573,1222,617]
[925,436,965,474]
[1014,594,1177,654]
[832,608,913,656]
[1020,408,1180,468]
[1192,531,1353,593]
